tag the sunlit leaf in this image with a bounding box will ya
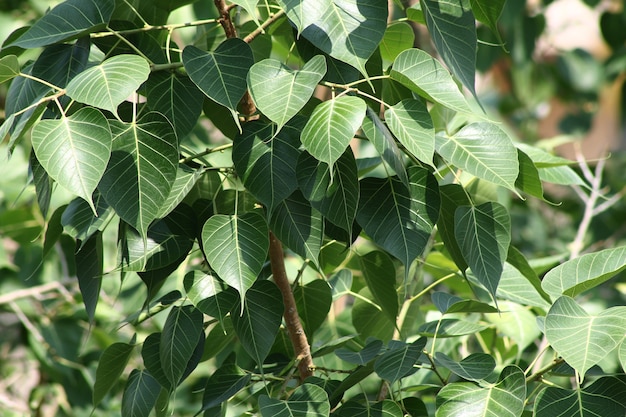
[385,98,435,166]
[432,292,498,314]
[260,383,330,417]
[375,338,426,383]
[485,301,542,351]
[352,287,394,342]
[469,0,506,47]
[380,22,415,67]
[0,54,19,84]
[434,352,496,381]
[276,0,326,34]
[418,319,489,337]
[496,263,551,309]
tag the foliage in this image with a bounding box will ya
[1,0,626,416]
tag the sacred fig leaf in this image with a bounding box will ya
[375,339,426,384]
[65,54,150,117]
[93,342,134,408]
[545,296,626,381]
[360,251,399,323]
[276,0,326,34]
[31,107,112,215]
[75,231,103,324]
[248,55,326,132]
[201,210,269,304]
[299,0,387,77]
[380,22,415,67]
[294,280,333,338]
[434,352,496,381]
[0,55,19,84]
[8,0,115,49]
[199,363,251,413]
[183,39,254,128]
[259,383,330,417]
[301,96,366,166]
[121,370,161,417]
[469,0,506,47]
[160,305,204,387]
[384,98,435,166]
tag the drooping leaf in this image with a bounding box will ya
[259,383,330,417]
[29,150,52,218]
[76,231,103,323]
[201,211,269,303]
[0,54,19,84]
[374,338,426,384]
[506,245,552,302]
[534,375,626,417]
[385,98,435,166]
[299,0,387,77]
[436,366,526,417]
[301,96,366,166]
[432,292,498,314]
[437,184,471,273]
[335,338,383,365]
[230,280,284,368]
[93,342,135,408]
[496,263,551,310]
[121,370,161,417]
[61,191,114,245]
[31,107,112,215]
[360,251,399,323]
[418,319,489,337]
[455,202,511,300]
[352,287,394,342]
[421,0,477,98]
[142,333,172,391]
[391,48,471,114]
[380,22,415,67]
[183,39,254,127]
[232,120,301,213]
[545,296,626,380]
[160,305,204,387]
[542,246,626,300]
[469,0,506,47]
[98,112,178,237]
[248,55,326,132]
[294,279,333,338]
[515,149,545,199]
[184,271,238,321]
[9,0,115,48]
[199,363,251,413]
[436,122,519,191]
[435,352,496,381]
[65,54,150,117]
[146,71,204,139]
[333,399,403,417]
[157,165,204,219]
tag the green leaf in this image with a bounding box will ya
[374,338,426,383]
[301,96,366,166]
[230,280,284,368]
[202,211,269,303]
[157,165,204,219]
[496,263,551,310]
[469,0,506,47]
[141,334,172,391]
[297,149,359,236]
[276,0,326,34]
[515,149,545,199]
[184,271,238,321]
[65,54,150,117]
[200,363,251,413]
[437,184,470,273]
[421,0,477,98]
[328,269,353,299]
[434,352,496,381]
[432,292,498,314]
[0,54,19,84]
[333,400,403,417]
[294,280,333,337]
[76,231,103,323]
[380,22,415,68]
[391,48,471,114]
[122,369,161,417]
[455,202,511,300]
[183,39,254,127]
[9,0,115,48]
[62,191,114,244]
[259,383,330,417]
[436,122,519,191]
[30,150,52,218]
[534,375,626,417]
[160,305,204,387]
[335,338,383,365]
[545,296,626,380]
[248,55,326,132]
[232,120,301,213]
[384,98,435,166]
[300,0,387,77]
[31,107,112,215]
[146,72,204,139]
[93,342,135,408]
[360,251,399,323]
[98,113,178,237]
[357,167,440,276]
[418,319,489,337]
[352,287,394,342]
[485,301,542,351]
[542,246,626,299]
[436,366,526,417]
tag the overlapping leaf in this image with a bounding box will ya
[157,165,204,219]
[300,0,387,77]
[301,96,366,166]
[201,211,269,304]
[98,113,178,237]
[418,319,489,337]
[76,231,103,323]
[259,383,330,417]
[160,305,204,387]
[436,122,519,191]
[31,107,112,215]
[199,363,251,413]
[375,339,426,383]
[248,55,326,132]
[333,400,403,417]
[385,98,435,166]
[9,0,114,48]
[432,292,498,314]
[184,271,238,320]
[434,352,496,381]
[0,55,19,84]
[380,22,415,67]
[485,301,541,351]
[93,342,134,408]
[61,191,114,244]
[276,0,327,34]
[469,0,506,47]
[121,370,161,417]
[360,251,399,323]
[294,280,333,337]
[335,339,383,365]
[65,54,150,117]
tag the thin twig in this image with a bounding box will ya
[243,10,285,43]
[0,282,64,305]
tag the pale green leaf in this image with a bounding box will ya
[31,107,111,215]
[469,0,506,47]
[259,383,330,417]
[545,296,626,380]
[434,352,496,381]
[496,263,551,310]
[65,55,150,117]
[276,0,326,34]
[301,96,366,166]
[542,246,626,299]
[432,292,498,314]
[121,369,161,417]
[201,211,269,304]
[0,55,19,84]
[93,342,134,407]
[418,319,489,337]
[385,98,435,166]
[380,22,415,67]
[160,305,204,387]
[485,301,542,351]
[248,55,326,132]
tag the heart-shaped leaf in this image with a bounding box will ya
[294,279,333,338]
[199,363,251,413]
[335,338,383,365]
[301,96,366,166]
[333,400,403,417]
[384,98,435,166]
[184,271,238,321]
[183,39,254,128]
[0,55,19,84]
[545,296,626,380]
[201,211,269,304]
[248,55,326,132]
[259,383,330,417]
[380,22,415,67]
[469,0,506,48]
[375,338,426,384]
[65,54,150,117]
[31,107,112,215]
[360,251,399,323]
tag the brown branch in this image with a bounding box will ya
[214,0,237,38]
[269,232,314,381]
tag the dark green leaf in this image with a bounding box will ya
[157,165,204,219]
[374,338,426,383]
[29,149,52,218]
[434,352,496,381]
[199,363,251,413]
[333,399,403,417]
[121,369,161,417]
[385,98,435,166]
[432,292,498,314]
[184,271,238,320]
[76,231,103,323]
[142,333,172,391]
[352,288,394,342]
[335,338,383,365]
[160,305,204,387]
[61,191,114,245]
[515,149,545,199]
[360,251,399,323]
[294,279,333,337]
[437,184,470,273]
[93,342,134,407]
[259,383,330,417]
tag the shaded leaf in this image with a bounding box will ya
[385,98,435,166]
[435,352,496,381]
[485,301,542,351]
[276,0,326,34]
[335,338,383,365]
[157,165,204,219]
[352,287,394,342]
[333,399,403,417]
[160,305,204,387]
[142,333,172,391]
[62,191,114,244]
[199,363,251,413]
[418,319,489,337]
[496,263,551,310]
[375,338,426,383]
[93,342,134,407]
[469,0,506,47]
[260,383,330,417]
[360,251,399,323]
[121,370,161,417]
[432,292,498,314]
[76,231,103,323]
[294,279,333,337]
[184,271,238,321]
[29,149,52,218]
[437,184,471,273]
[515,149,545,199]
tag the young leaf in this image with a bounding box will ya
[259,383,330,417]
[384,98,435,166]
[65,54,150,117]
[248,55,326,132]
[160,305,204,387]
[360,251,399,323]
[31,107,112,215]
[434,352,496,381]
[380,22,415,67]
[93,342,135,408]
[0,54,19,84]
[76,231,103,324]
[301,96,366,166]
[374,339,426,384]
[121,370,161,417]
[201,211,269,304]
[455,202,511,300]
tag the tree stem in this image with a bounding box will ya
[269,231,314,381]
